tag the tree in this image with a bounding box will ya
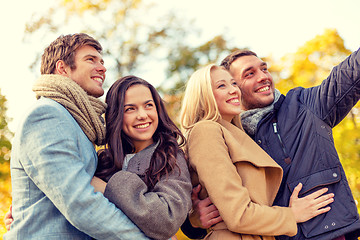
[0,90,12,165]
[0,89,13,237]
[23,0,200,89]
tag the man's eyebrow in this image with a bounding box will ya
[242,62,267,74]
[83,54,97,59]
[242,66,253,74]
[83,54,104,64]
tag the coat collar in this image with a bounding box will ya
[126,141,159,175]
[274,94,285,112]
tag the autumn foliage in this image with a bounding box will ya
[0,90,12,238]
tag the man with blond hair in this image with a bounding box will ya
[4,33,149,240]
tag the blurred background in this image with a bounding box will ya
[1,0,360,239]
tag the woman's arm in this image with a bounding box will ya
[103,152,192,240]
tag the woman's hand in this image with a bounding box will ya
[289,183,334,223]
[90,176,107,194]
[4,205,13,231]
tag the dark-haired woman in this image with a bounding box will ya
[91,76,192,240]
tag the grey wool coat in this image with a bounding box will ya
[104,142,192,240]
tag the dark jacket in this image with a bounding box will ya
[254,51,360,240]
[255,49,360,240]
[182,49,360,240]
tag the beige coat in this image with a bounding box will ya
[187,119,297,240]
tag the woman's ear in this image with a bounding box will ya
[55,60,69,76]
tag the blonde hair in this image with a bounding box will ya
[180,64,222,137]
[180,64,243,137]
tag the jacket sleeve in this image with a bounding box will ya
[104,152,192,240]
[188,121,297,237]
[19,103,149,240]
[300,48,360,127]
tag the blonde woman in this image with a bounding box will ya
[180,64,334,240]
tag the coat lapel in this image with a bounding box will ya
[219,119,282,170]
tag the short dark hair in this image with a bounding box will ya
[220,50,257,70]
[40,33,102,74]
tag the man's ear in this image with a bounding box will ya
[55,60,69,76]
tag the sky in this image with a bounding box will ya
[1,0,360,133]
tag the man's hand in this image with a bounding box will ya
[90,176,107,194]
[189,185,223,229]
[4,205,13,231]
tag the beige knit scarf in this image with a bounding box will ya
[32,74,107,146]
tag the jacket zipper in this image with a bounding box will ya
[272,121,291,164]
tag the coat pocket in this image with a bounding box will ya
[288,166,341,196]
[287,166,358,238]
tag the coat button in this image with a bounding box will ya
[257,140,262,144]
[325,225,329,229]
[332,222,336,226]
[333,173,338,178]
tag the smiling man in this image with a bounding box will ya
[182,49,360,240]
[228,54,274,111]
[4,33,149,240]
[224,50,360,240]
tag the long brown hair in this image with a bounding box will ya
[96,75,186,189]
